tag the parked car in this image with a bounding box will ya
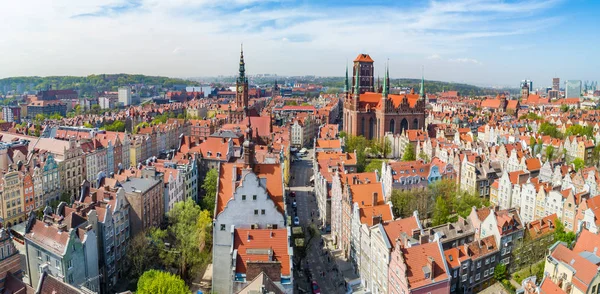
[294,217,300,226]
[292,200,297,208]
[290,191,296,197]
[311,281,321,294]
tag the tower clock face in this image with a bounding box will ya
[238,86,244,93]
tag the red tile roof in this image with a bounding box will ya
[382,216,420,246]
[233,229,290,276]
[402,241,449,289]
[217,163,284,216]
[354,54,374,62]
[539,277,566,294]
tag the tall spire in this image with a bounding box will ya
[383,62,389,97]
[239,43,245,79]
[419,66,425,99]
[344,63,349,93]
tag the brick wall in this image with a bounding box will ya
[246,261,281,282]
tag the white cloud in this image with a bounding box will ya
[449,58,483,65]
[0,0,563,83]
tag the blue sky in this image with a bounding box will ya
[0,0,597,87]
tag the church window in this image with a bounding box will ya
[390,119,395,133]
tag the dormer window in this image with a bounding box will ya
[207,151,212,157]
[216,152,221,158]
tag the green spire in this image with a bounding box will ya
[344,63,349,93]
[383,64,388,97]
[419,66,425,99]
[239,43,245,80]
[354,64,360,95]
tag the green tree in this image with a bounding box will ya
[554,219,576,246]
[127,231,159,279]
[137,270,190,294]
[402,144,416,161]
[418,150,429,162]
[539,122,563,139]
[197,210,213,251]
[364,159,386,174]
[431,197,450,226]
[592,145,600,167]
[102,120,126,132]
[494,263,507,281]
[91,104,101,114]
[560,104,570,113]
[49,113,63,120]
[201,169,218,214]
[546,145,555,161]
[34,114,45,123]
[565,124,594,138]
[572,158,585,171]
[391,189,417,218]
[165,199,206,280]
[344,134,370,171]
[83,122,94,128]
[454,193,488,218]
[529,136,536,151]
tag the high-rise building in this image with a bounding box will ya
[565,80,582,98]
[118,87,132,106]
[520,80,533,92]
[552,78,560,91]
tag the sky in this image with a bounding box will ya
[0,0,597,87]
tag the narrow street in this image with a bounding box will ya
[289,150,346,294]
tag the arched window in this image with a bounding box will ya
[361,117,365,136]
[390,119,395,133]
[368,118,375,140]
[400,118,408,132]
[413,118,419,129]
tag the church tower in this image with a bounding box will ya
[236,44,249,111]
[353,54,375,94]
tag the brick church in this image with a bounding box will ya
[343,54,426,140]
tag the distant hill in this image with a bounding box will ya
[0,74,199,97]
[316,77,516,96]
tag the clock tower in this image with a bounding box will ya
[236,44,249,111]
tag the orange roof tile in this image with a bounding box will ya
[354,54,374,62]
[233,228,290,276]
[359,204,393,226]
[402,241,449,289]
[382,216,420,245]
[539,277,566,294]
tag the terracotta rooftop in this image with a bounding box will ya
[402,241,449,289]
[233,228,290,276]
[354,53,374,63]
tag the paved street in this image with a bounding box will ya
[290,151,346,294]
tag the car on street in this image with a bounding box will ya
[311,281,321,294]
[290,191,296,197]
[294,216,300,226]
[292,200,297,208]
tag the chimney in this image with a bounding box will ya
[372,215,382,226]
[373,192,378,206]
[91,191,97,203]
[427,256,435,280]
